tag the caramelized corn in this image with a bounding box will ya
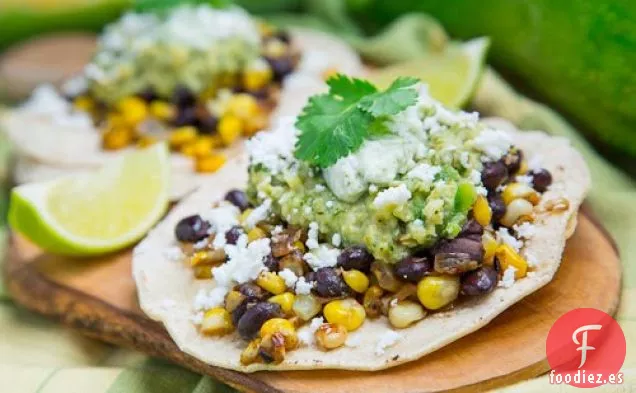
[226,94,260,119]
[495,244,528,278]
[243,67,273,91]
[218,114,243,145]
[188,249,226,266]
[195,153,226,173]
[256,271,287,295]
[102,128,132,150]
[342,269,370,293]
[224,290,246,313]
[502,183,540,206]
[416,275,460,310]
[388,300,426,328]
[169,126,198,148]
[73,96,95,112]
[268,292,296,314]
[260,318,298,350]
[244,112,269,137]
[137,135,157,148]
[193,265,212,279]
[258,332,286,364]
[247,227,267,242]
[473,195,492,226]
[323,299,366,331]
[482,232,498,265]
[315,323,348,350]
[363,285,384,318]
[201,307,233,335]
[149,100,175,121]
[191,137,214,158]
[117,96,148,125]
[240,338,262,365]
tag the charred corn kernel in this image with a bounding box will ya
[518,160,529,174]
[149,100,175,121]
[102,128,132,150]
[191,137,214,158]
[258,333,286,364]
[226,94,260,119]
[363,285,384,318]
[239,209,254,224]
[243,67,273,91]
[73,96,94,112]
[224,290,245,313]
[195,153,226,173]
[257,21,275,37]
[240,338,262,365]
[181,143,197,157]
[117,96,148,125]
[268,292,296,314]
[292,294,322,321]
[218,72,239,87]
[201,307,233,335]
[209,134,224,148]
[496,244,528,278]
[137,135,157,148]
[218,115,243,145]
[169,126,198,148]
[388,300,426,328]
[193,265,212,279]
[260,318,298,350]
[323,299,366,331]
[473,195,492,226]
[264,39,287,58]
[188,249,226,266]
[482,232,498,264]
[502,183,540,206]
[322,67,339,80]
[244,113,269,137]
[247,227,267,242]
[500,198,534,227]
[292,241,306,253]
[315,323,348,350]
[417,275,460,310]
[256,271,286,295]
[542,197,570,213]
[342,269,369,293]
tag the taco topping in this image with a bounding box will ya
[173,76,559,365]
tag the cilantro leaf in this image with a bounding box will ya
[294,74,419,168]
[358,77,419,117]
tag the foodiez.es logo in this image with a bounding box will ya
[546,308,626,388]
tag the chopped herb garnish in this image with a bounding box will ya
[294,75,419,168]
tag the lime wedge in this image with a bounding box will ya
[9,143,170,256]
[368,37,490,109]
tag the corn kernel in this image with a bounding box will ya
[268,292,296,314]
[292,241,306,253]
[500,198,534,227]
[257,21,275,37]
[342,269,370,293]
[473,195,492,226]
[117,96,148,125]
[260,318,298,350]
[264,39,287,58]
[149,100,176,121]
[292,294,322,321]
[502,183,540,206]
[201,307,233,335]
[256,271,287,295]
[169,126,198,149]
[193,265,212,279]
[315,323,348,350]
[218,115,243,146]
[258,333,286,364]
[191,137,214,158]
[188,249,226,266]
[363,285,385,318]
[247,227,267,242]
[482,232,498,264]
[73,96,94,112]
[244,113,269,137]
[416,275,460,310]
[518,160,529,175]
[323,298,366,331]
[240,208,254,224]
[218,72,239,88]
[241,338,261,365]
[195,153,226,173]
[102,128,132,150]
[224,290,246,313]
[137,135,157,148]
[243,67,273,91]
[209,134,224,148]
[226,94,260,119]
[495,244,528,278]
[388,300,426,328]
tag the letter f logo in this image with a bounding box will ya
[572,324,602,368]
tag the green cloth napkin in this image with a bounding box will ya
[1,3,635,391]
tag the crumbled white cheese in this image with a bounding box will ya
[201,202,240,249]
[19,84,94,128]
[498,266,517,288]
[331,233,342,247]
[375,331,402,355]
[314,184,326,192]
[473,128,512,160]
[194,239,209,250]
[190,312,204,325]
[513,222,536,239]
[278,268,299,288]
[345,334,362,348]
[193,286,228,311]
[373,184,412,209]
[516,175,533,186]
[61,74,88,97]
[244,199,271,230]
[212,235,270,287]
[162,246,184,262]
[298,316,324,345]
[368,184,378,193]
[325,200,334,208]
[305,222,320,250]
[496,227,524,252]
[304,245,340,270]
[528,154,543,171]
[246,116,298,175]
[406,163,440,185]
[524,252,538,268]
[271,225,284,235]
[295,277,314,295]
[304,206,313,215]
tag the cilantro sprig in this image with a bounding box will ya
[294,75,419,168]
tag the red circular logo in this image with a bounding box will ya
[546,308,626,388]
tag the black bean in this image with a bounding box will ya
[394,256,432,282]
[530,168,553,192]
[502,149,523,175]
[263,253,279,272]
[481,161,509,190]
[237,302,282,340]
[175,215,210,243]
[266,57,294,82]
[172,106,198,127]
[197,114,218,135]
[461,266,498,295]
[225,226,243,245]
[337,246,374,272]
[172,84,196,108]
[224,189,250,211]
[231,298,257,327]
[434,252,481,275]
[435,237,484,263]
[273,30,291,43]
[488,193,507,223]
[459,219,483,240]
[304,271,317,283]
[237,283,267,300]
[137,87,157,102]
[246,87,271,100]
[313,267,349,298]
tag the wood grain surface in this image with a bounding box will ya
[3,210,622,393]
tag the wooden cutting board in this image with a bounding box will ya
[3,208,621,393]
